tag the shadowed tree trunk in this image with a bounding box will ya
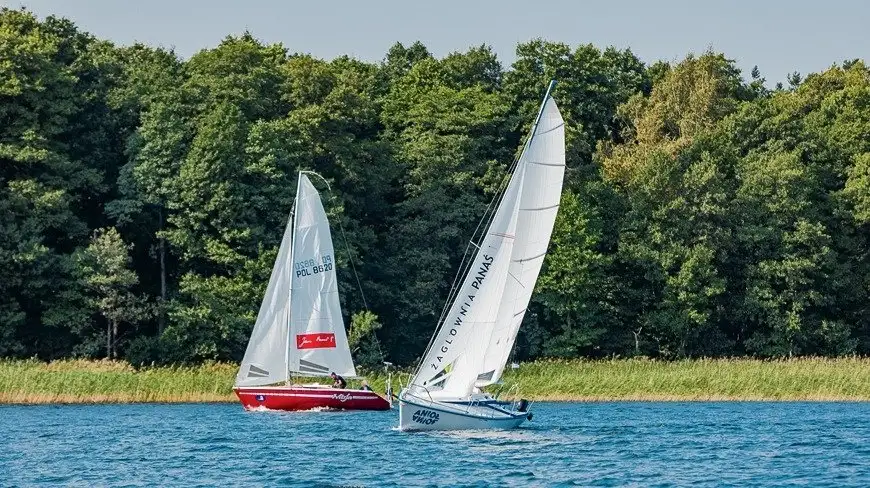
[158,208,166,335]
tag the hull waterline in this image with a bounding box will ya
[235,385,391,411]
[397,393,531,431]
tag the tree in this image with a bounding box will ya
[504,40,649,177]
[534,189,626,357]
[78,228,151,358]
[105,43,184,336]
[593,52,749,357]
[0,8,120,358]
[724,62,870,355]
[375,46,514,362]
[4,7,870,365]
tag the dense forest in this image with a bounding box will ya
[2,8,868,367]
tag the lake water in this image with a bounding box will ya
[1,402,868,487]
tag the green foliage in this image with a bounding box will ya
[0,8,125,358]
[348,311,385,369]
[77,228,152,357]
[535,189,621,357]
[844,151,870,224]
[1,8,869,367]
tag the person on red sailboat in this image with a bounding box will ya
[331,372,346,389]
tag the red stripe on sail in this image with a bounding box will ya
[296,333,336,349]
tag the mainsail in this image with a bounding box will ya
[409,86,565,398]
[477,98,565,386]
[287,174,356,378]
[235,172,356,387]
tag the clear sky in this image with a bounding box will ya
[6,0,869,84]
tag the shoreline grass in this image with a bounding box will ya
[498,357,870,402]
[2,357,870,404]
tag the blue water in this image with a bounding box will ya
[1,402,869,487]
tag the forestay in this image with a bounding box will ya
[409,94,565,398]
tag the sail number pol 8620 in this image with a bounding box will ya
[294,254,333,277]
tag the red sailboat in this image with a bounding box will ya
[233,172,389,411]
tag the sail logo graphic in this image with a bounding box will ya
[333,393,353,402]
[412,409,439,425]
[429,254,494,372]
[296,333,336,349]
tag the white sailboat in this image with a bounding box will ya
[397,81,566,431]
[234,171,390,411]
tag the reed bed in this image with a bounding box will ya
[500,357,870,401]
[0,359,237,404]
[2,357,869,404]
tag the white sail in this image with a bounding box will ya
[409,95,565,398]
[477,97,566,386]
[287,174,356,378]
[235,216,294,387]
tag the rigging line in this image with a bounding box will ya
[302,169,387,366]
[428,178,513,345]
[424,146,521,363]
[337,215,369,310]
[416,95,550,377]
[300,170,368,310]
[430,95,536,330]
[433,87,551,326]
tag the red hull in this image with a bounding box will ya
[234,385,391,411]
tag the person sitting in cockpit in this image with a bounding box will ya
[330,372,346,389]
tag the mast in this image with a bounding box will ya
[284,171,303,382]
[284,173,358,378]
[533,80,557,138]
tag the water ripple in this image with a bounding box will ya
[1,402,869,486]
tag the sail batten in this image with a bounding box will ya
[536,122,565,135]
[513,251,547,263]
[528,161,566,167]
[521,203,560,212]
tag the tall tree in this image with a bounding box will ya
[77,228,151,357]
[0,9,121,357]
[597,52,748,357]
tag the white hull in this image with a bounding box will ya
[398,391,531,431]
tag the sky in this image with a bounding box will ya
[6,0,869,84]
